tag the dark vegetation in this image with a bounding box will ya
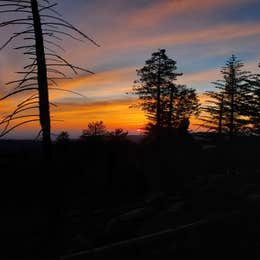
[1,132,260,259]
[0,1,260,260]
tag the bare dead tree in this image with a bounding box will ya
[0,3,99,257]
[0,0,99,159]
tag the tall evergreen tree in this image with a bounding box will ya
[247,70,260,134]
[201,55,251,136]
[132,49,182,127]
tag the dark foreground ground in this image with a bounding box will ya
[0,134,260,259]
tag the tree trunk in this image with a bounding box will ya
[229,66,235,139]
[31,1,58,259]
[218,95,224,135]
[31,0,52,160]
[156,57,161,127]
[168,85,174,128]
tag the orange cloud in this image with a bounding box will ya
[0,91,211,136]
[51,98,146,135]
[48,67,136,102]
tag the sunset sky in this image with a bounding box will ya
[1,0,260,139]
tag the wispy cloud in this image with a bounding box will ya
[102,22,260,52]
[127,0,257,29]
[49,67,136,102]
